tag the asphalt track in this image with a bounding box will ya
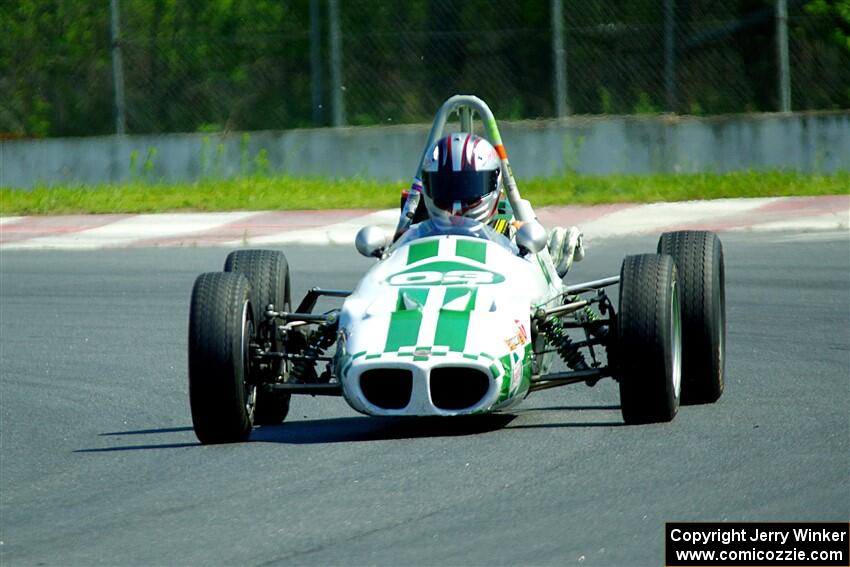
[1,230,848,566]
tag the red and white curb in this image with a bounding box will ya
[1,196,847,250]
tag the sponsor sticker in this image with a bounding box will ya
[504,320,529,352]
[510,359,523,393]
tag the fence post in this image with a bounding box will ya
[328,0,345,127]
[663,0,676,112]
[110,0,127,135]
[310,0,324,126]
[776,0,792,112]
[551,0,569,117]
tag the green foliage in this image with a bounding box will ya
[1,171,847,216]
[561,135,585,175]
[805,0,850,51]
[27,97,51,137]
[128,147,158,181]
[0,2,112,136]
[239,133,251,176]
[598,87,614,114]
[349,114,377,127]
[253,149,270,176]
[129,150,139,177]
[0,0,848,137]
[632,93,659,115]
[523,171,850,206]
[143,148,158,178]
[688,102,705,116]
[196,123,223,133]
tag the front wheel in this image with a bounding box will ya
[224,249,293,425]
[188,272,255,444]
[616,254,682,424]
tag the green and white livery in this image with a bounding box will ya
[338,233,561,416]
[186,96,726,444]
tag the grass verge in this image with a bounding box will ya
[1,171,847,216]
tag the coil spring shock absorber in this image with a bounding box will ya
[539,317,589,371]
[290,324,337,383]
[576,297,610,340]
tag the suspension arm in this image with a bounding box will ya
[295,288,351,314]
[564,275,620,294]
[263,383,342,396]
[534,299,591,320]
[255,351,335,362]
[264,310,339,324]
[529,368,613,392]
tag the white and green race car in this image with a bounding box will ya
[187,96,725,444]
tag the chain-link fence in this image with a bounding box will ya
[1,0,848,138]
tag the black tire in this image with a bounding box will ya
[617,254,682,424]
[224,249,291,323]
[224,249,292,424]
[657,231,725,404]
[188,272,255,444]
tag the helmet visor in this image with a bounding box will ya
[423,170,500,206]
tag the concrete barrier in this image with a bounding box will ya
[1,112,847,189]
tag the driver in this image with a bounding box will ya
[395,133,584,277]
[394,132,516,252]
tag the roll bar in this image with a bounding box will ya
[395,95,529,237]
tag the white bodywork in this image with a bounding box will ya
[337,233,562,416]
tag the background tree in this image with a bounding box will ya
[0,0,847,138]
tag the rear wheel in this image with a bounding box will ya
[658,231,725,404]
[617,254,682,424]
[224,249,292,323]
[224,250,293,424]
[188,272,255,444]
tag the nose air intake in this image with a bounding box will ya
[359,369,414,410]
[430,367,491,410]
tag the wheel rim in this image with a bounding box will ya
[241,300,256,422]
[671,279,682,399]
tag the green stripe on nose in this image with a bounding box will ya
[407,240,439,264]
[384,310,423,352]
[433,310,470,352]
[455,239,487,263]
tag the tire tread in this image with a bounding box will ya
[658,231,725,404]
[189,272,253,444]
[618,254,680,424]
[224,250,293,424]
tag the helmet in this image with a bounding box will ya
[421,133,501,224]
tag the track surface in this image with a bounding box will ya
[1,231,848,565]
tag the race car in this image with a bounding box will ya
[187,95,725,444]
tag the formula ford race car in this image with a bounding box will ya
[188,95,725,444]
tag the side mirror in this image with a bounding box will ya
[355,226,388,258]
[516,221,547,255]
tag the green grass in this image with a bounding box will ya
[522,170,849,206]
[1,171,847,216]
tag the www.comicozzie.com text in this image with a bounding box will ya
[670,527,848,546]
